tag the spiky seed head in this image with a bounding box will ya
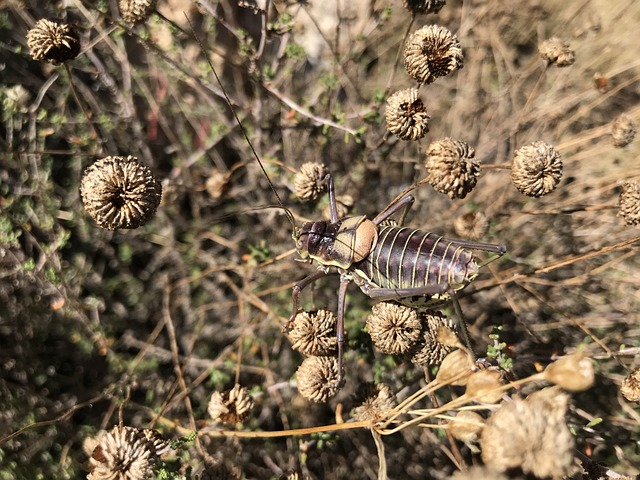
[611,113,637,148]
[80,156,162,230]
[296,356,341,402]
[208,384,254,425]
[448,410,485,443]
[26,19,80,65]
[618,181,640,226]
[453,211,488,240]
[404,25,463,85]
[539,37,575,66]
[480,387,574,479]
[287,309,337,356]
[464,369,504,404]
[543,352,595,392]
[119,0,158,24]
[294,162,329,201]
[366,302,422,355]
[435,348,474,386]
[426,138,480,199]
[621,367,640,403]
[408,311,457,366]
[351,383,396,422]
[402,0,446,15]
[385,88,430,141]
[511,141,562,197]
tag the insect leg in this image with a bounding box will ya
[360,283,449,301]
[336,274,350,388]
[372,194,415,226]
[325,173,339,223]
[441,237,507,256]
[287,268,330,329]
[447,287,475,359]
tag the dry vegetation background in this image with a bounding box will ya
[0,0,639,478]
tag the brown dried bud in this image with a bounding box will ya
[435,348,474,386]
[408,311,457,366]
[593,72,610,93]
[511,141,562,197]
[611,113,637,148]
[296,356,341,402]
[453,211,488,240]
[26,19,80,65]
[426,138,479,199]
[448,410,485,443]
[80,156,162,230]
[543,352,595,392]
[385,88,430,141]
[480,387,574,479]
[404,25,463,85]
[366,302,422,355]
[621,367,640,403]
[351,383,396,422]
[402,0,446,15]
[539,37,575,66]
[618,181,640,226]
[294,162,328,201]
[208,384,255,425]
[287,309,337,356]
[322,195,354,220]
[119,0,158,25]
[464,369,504,404]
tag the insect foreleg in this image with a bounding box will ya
[336,275,349,388]
[287,268,330,329]
[372,194,415,226]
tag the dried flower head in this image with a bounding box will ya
[208,384,254,424]
[464,369,504,404]
[511,141,562,197]
[402,0,446,15]
[480,387,574,479]
[119,0,158,24]
[435,349,474,386]
[611,113,637,148]
[618,181,640,226]
[453,211,488,240]
[80,156,162,230]
[539,37,575,66]
[205,169,229,199]
[409,311,457,366]
[385,88,430,141]
[87,426,169,480]
[366,302,422,355]
[26,19,80,64]
[449,466,509,480]
[543,352,595,392]
[426,138,479,199]
[296,355,341,402]
[351,383,396,422]
[448,410,485,443]
[294,162,328,201]
[286,309,337,356]
[621,367,640,403]
[404,25,463,85]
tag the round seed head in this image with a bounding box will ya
[119,0,158,24]
[511,141,562,197]
[366,302,422,355]
[453,211,488,240]
[448,410,485,443]
[351,383,396,422]
[296,356,341,402]
[294,162,328,201]
[543,352,594,392]
[402,0,446,15]
[621,367,640,403]
[80,155,162,230]
[618,181,640,226]
[208,384,255,425]
[26,19,80,65]
[385,88,430,141]
[464,368,504,404]
[611,113,637,148]
[404,25,463,85]
[435,348,474,386]
[408,311,457,366]
[539,37,575,66]
[480,387,574,479]
[287,309,337,356]
[426,138,479,199]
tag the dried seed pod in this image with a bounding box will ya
[426,138,479,199]
[511,141,562,197]
[448,410,485,443]
[351,383,396,422]
[26,19,80,64]
[621,367,640,403]
[408,311,457,366]
[366,302,422,355]
[404,25,463,85]
[402,0,446,15]
[435,348,474,386]
[286,309,337,356]
[543,352,594,392]
[208,384,255,424]
[119,0,158,24]
[80,156,162,230]
[322,195,354,220]
[453,211,488,240]
[618,181,640,225]
[480,387,574,479]
[294,162,328,201]
[464,369,504,404]
[296,356,341,402]
[593,72,610,93]
[539,37,575,66]
[385,88,430,141]
[611,113,637,148]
